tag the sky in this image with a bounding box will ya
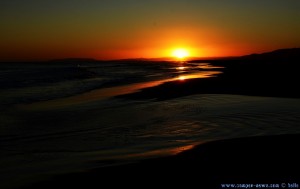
[0,0,300,61]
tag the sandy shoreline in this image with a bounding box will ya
[22,134,299,189]
[2,55,300,189]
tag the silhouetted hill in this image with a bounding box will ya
[241,48,300,61]
[49,58,100,63]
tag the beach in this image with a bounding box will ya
[1,56,300,189]
[23,134,300,189]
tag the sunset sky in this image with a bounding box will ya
[1,0,299,61]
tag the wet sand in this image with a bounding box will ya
[23,134,300,189]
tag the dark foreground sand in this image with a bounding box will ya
[23,134,299,189]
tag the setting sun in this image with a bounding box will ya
[172,48,189,59]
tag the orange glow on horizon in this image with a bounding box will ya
[0,23,264,61]
[0,26,282,61]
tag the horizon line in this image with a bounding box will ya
[1,47,299,63]
[0,56,236,63]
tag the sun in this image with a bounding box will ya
[172,48,189,59]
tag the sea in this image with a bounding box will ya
[1,60,300,188]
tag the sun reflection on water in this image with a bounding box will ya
[178,76,186,80]
[170,144,195,155]
[176,66,186,70]
[176,71,222,81]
